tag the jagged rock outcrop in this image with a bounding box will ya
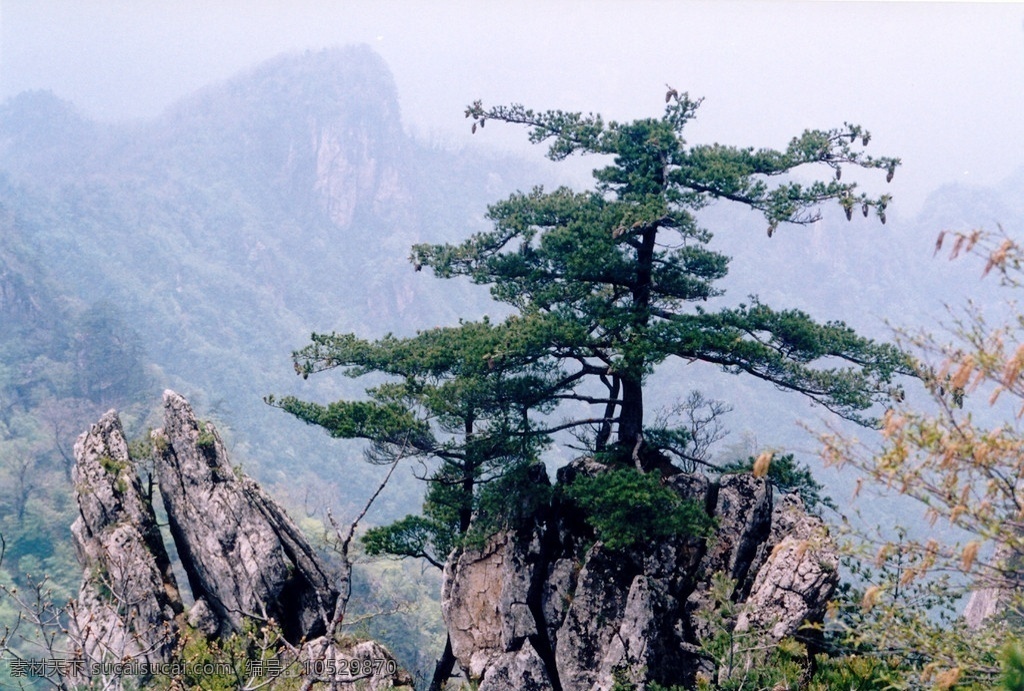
[70,410,183,671]
[152,390,338,642]
[964,583,1006,629]
[69,394,411,687]
[443,458,839,691]
[734,493,837,640]
[963,543,1024,629]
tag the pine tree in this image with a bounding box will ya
[273,91,912,691]
[270,318,570,554]
[411,92,909,466]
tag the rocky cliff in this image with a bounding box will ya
[69,392,410,689]
[69,394,834,690]
[442,458,838,691]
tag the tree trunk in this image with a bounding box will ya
[616,376,644,452]
[615,221,657,454]
[595,375,620,450]
[460,414,476,535]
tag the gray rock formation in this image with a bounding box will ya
[68,394,831,690]
[963,543,1023,629]
[734,493,837,640]
[442,458,839,690]
[152,389,338,642]
[70,410,182,673]
[964,584,1004,629]
[68,393,410,688]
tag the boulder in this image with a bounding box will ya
[963,543,1023,629]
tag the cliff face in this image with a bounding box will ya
[156,47,410,232]
[442,459,838,691]
[0,47,536,516]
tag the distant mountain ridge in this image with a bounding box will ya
[2,45,1023,492]
[0,47,536,506]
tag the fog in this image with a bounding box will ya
[3,1,1023,216]
[2,6,1023,675]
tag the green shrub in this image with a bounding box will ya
[565,468,710,551]
[97,454,127,475]
[1002,642,1024,691]
[196,421,217,451]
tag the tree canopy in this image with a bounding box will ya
[274,91,912,569]
[409,92,909,465]
[277,89,912,486]
[270,317,571,564]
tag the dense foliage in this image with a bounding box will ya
[563,467,710,550]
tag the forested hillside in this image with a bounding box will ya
[0,50,540,677]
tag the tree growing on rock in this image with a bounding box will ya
[276,90,910,690]
[412,92,908,466]
[284,90,908,471]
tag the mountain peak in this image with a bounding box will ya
[149,46,409,227]
[165,45,402,133]
[0,90,97,175]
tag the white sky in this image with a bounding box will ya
[2,1,1022,215]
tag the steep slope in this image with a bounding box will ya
[0,193,157,667]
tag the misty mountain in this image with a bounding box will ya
[0,47,539,515]
[3,44,1024,685]
[2,43,1023,544]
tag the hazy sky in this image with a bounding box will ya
[2,1,1022,215]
